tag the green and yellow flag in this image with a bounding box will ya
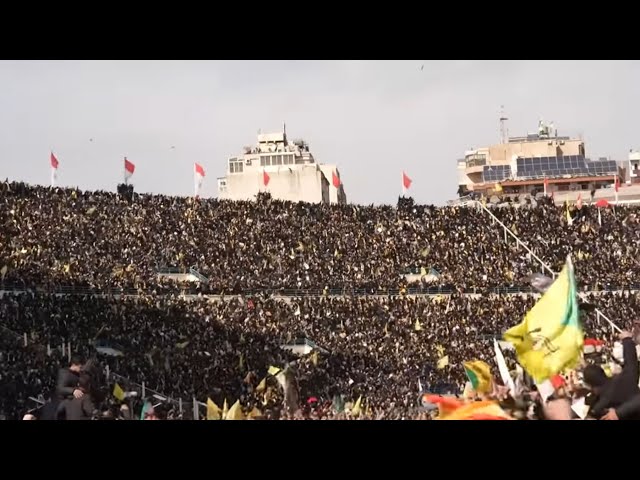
[463,360,493,393]
[504,256,583,383]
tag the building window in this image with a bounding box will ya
[275,155,282,165]
[230,163,235,174]
[237,162,243,173]
[260,157,266,167]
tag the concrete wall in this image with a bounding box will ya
[221,164,330,204]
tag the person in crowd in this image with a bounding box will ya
[64,374,95,420]
[584,331,640,420]
[55,355,85,419]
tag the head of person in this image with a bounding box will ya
[69,355,84,373]
[583,365,608,394]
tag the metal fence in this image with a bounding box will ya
[1,281,639,298]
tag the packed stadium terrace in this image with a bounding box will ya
[2,181,640,420]
[2,181,639,294]
[1,292,638,420]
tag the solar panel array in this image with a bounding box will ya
[515,155,617,179]
[482,165,511,182]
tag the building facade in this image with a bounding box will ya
[217,129,347,204]
[457,120,621,198]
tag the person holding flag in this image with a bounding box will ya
[124,157,135,184]
[194,163,205,198]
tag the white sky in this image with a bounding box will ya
[1,60,638,205]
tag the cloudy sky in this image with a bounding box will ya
[1,60,638,205]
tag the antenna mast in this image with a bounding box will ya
[499,105,509,144]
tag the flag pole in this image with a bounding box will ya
[401,171,405,197]
[124,157,127,186]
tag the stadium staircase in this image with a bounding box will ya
[472,200,622,333]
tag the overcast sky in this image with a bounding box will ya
[1,60,639,205]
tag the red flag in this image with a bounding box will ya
[263,169,270,187]
[402,172,412,190]
[576,193,582,210]
[124,158,135,175]
[194,163,205,177]
[332,171,341,188]
[50,152,59,169]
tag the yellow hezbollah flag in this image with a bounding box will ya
[256,377,267,393]
[268,366,281,376]
[112,383,125,402]
[206,398,221,420]
[503,256,583,383]
[463,360,493,393]
[566,203,573,225]
[222,398,229,419]
[414,319,423,331]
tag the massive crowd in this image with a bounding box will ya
[1,180,640,420]
[2,182,640,295]
[1,290,638,420]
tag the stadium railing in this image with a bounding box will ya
[1,281,639,297]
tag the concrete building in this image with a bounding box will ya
[457,119,622,198]
[217,128,347,204]
[629,150,640,182]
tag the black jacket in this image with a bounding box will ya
[56,368,80,401]
[591,338,640,419]
[65,395,95,420]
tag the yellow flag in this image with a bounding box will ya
[226,400,245,420]
[420,266,427,276]
[414,319,423,331]
[256,377,267,393]
[207,398,221,420]
[495,183,503,193]
[310,351,319,366]
[352,395,362,417]
[222,398,229,419]
[566,204,573,225]
[437,355,449,370]
[503,257,583,383]
[268,366,281,376]
[112,383,125,402]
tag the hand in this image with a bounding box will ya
[619,331,633,341]
[601,408,619,420]
[73,389,84,399]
